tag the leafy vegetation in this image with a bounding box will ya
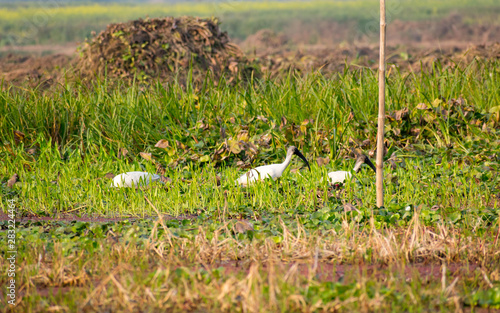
[1,57,499,218]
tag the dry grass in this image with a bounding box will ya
[4,213,499,312]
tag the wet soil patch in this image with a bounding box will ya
[0,212,198,223]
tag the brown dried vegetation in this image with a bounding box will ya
[76,16,255,84]
[9,213,500,312]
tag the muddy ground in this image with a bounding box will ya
[0,212,197,223]
[1,43,499,89]
[239,13,500,53]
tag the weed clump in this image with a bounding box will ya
[77,16,255,83]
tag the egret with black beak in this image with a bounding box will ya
[327,154,376,184]
[111,172,163,188]
[236,146,310,186]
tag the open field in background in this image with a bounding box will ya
[0,0,499,49]
[1,0,500,311]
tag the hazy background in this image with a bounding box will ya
[1,0,499,56]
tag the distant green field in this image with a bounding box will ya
[0,0,499,47]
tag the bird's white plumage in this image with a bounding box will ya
[111,172,161,188]
[327,171,352,184]
[326,155,376,185]
[236,146,310,187]
[236,164,287,186]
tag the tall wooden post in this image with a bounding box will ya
[376,0,386,208]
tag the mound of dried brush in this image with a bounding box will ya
[77,16,256,83]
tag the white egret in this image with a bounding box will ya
[236,146,310,186]
[111,172,163,188]
[327,154,376,184]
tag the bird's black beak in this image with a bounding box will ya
[364,157,377,173]
[294,149,311,171]
[353,155,377,173]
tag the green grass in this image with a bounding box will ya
[1,0,499,46]
[1,58,500,312]
[1,58,499,221]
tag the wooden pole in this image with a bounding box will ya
[376,0,386,208]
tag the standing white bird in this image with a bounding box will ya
[327,154,376,184]
[111,172,163,188]
[236,146,310,186]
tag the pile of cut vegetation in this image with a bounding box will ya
[77,16,254,83]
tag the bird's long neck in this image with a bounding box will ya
[280,152,293,171]
[353,159,363,173]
